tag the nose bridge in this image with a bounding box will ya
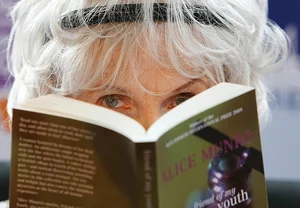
[138,102,162,130]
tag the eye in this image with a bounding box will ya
[168,93,195,109]
[98,95,130,109]
[103,96,122,108]
[174,97,188,105]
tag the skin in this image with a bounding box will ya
[76,50,215,129]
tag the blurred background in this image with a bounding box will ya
[0,0,299,181]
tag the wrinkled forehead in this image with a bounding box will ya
[57,1,235,81]
[90,32,185,78]
[58,3,233,93]
[87,23,211,77]
[86,37,217,97]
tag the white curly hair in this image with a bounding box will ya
[6,0,290,127]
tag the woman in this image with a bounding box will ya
[6,0,290,127]
[2,0,289,206]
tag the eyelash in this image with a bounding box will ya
[98,94,130,109]
[98,92,195,110]
[167,93,195,109]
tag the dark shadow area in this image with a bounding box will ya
[0,161,9,202]
[1,161,300,207]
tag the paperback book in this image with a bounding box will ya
[9,82,269,208]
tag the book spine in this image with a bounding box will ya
[136,142,158,208]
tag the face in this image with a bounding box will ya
[76,50,215,129]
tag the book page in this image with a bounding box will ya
[20,94,146,142]
[155,90,268,208]
[10,109,137,208]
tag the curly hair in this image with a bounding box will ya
[6,0,290,127]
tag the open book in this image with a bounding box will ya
[9,82,269,208]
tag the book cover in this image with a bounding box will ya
[10,110,138,208]
[8,83,268,208]
[155,90,268,208]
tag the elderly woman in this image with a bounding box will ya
[2,0,289,207]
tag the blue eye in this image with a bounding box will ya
[100,95,127,109]
[175,97,189,105]
[168,93,195,109]
[104,96,120,108]
[99,94,131,110]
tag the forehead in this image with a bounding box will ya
[91,30,198,74]
[83,25,215,93]
[98,44,192,93]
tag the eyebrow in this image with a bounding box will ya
[171,79,204,93]
[102,78,204,95]
[102,85,129,94]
